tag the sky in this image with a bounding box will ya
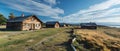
[0,0,120,25]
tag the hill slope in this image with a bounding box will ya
[74,27,120,51]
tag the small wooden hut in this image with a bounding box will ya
[7,15,43,30]
[80,23,97,29]
[46,21,60,28]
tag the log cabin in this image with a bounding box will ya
[6,15,43,30]
[80,23,97,29]
[60,23,67,27]
[46,21,60,28]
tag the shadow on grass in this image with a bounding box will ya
[0,28,21,31]
[53,28,75,51]
[55,42,73,51]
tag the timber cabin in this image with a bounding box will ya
[7,15,43,31]
[80,23,97,29]
[46,21,60,28]
[60,23,67,27]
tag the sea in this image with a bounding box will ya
[108,26,120,28]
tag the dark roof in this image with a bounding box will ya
[80,23,97,26]
[60,23,66,26]
[7,15,42,23]
[46,21,59,25]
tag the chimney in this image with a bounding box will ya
[21,13,24,17]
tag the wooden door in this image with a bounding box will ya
[33,24,35,30]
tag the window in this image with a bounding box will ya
[36,24,38,27]
[36,24,40,27]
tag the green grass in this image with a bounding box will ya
[31,28,72,51]
[0,39,26,47]
[72,37,89,51]
[0,28,65,51]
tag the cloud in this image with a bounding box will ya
[80,0,120,14]
[93,16,120,23]
[44,0,56,6]
[62,0,120,23]
[0,0,64,19]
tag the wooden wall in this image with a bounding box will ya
[22,16,42,30]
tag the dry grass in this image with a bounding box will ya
[74,27,120,51]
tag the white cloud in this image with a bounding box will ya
[80,0,120,14]
[92,16,120,23]
[62,0,120,23]
[0,0,64,19]
[44,0,56,6]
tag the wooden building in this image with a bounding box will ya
[46,21,60,28]
[60,23,67,27]
[80,23,97,29]
[7,15,43,30]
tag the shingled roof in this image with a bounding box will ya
[80,23,97,26]
[46,21,59,25]
[7,15,42,23]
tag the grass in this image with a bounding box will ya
[0,27,66,51]
[104,31,120,38]
[1,25,119,51]
[74,26,120,51]
[31,28,73,51]
[73,39,89,51]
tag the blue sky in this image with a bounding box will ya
[0,0,120,25]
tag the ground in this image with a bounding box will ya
[29,28,73,51]
[0,25,120,51]
[0,25,72,51]
[74,26,120,51]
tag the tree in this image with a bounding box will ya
[9,13,15,19]
[0,14,7,25]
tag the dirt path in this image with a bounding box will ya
[26,28,72,51]
[26,33,60,51]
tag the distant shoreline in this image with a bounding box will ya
[108,25,120,28]
[97,25,120,28]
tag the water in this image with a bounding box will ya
[108,26,120,28]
